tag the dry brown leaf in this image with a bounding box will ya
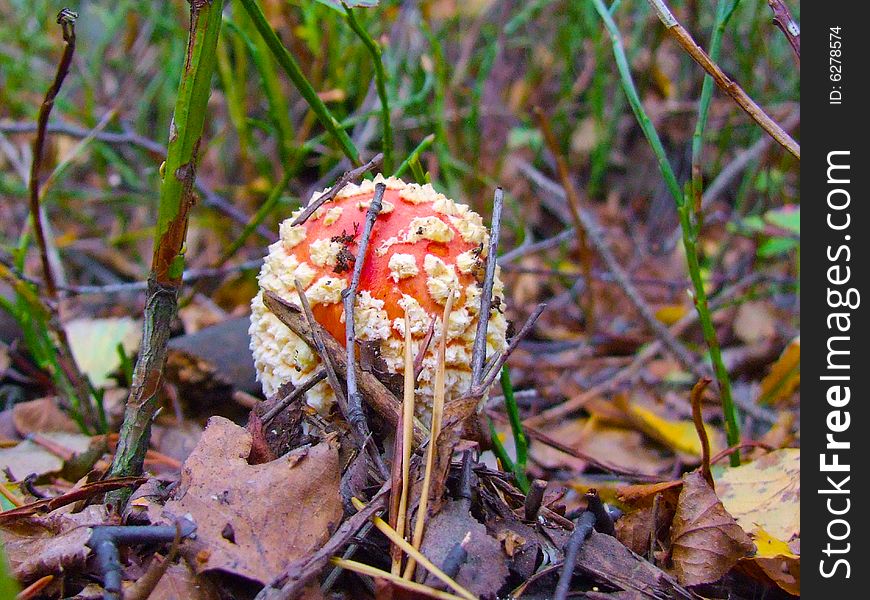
[0,432,92,481]
[669,471,755,586]
[531,418,672,476]
[419,500,509,597]
[12,397,80,435]
[162,417,343,584]
[148,562,221,600]
[0,505,106,583]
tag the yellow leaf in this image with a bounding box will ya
[758,337,800,405]
[628,404,720,457]
[716,448,800,545]
[752,527,798,559]
[655,304,688,326]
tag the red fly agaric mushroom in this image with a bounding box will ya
[249,175,508,416]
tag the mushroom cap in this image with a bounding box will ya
[249,175,508,415]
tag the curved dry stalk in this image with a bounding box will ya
[404,290,455,580]
[392,312,416,575]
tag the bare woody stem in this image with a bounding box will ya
[108,0,224,493]
[767,0,800,59]
[343,182,386,470]
[27,9,95,428]
[29,9,77,301]
[646,0,800,159]
[470,188,503,388]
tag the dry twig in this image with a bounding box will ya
[646,0,800,159]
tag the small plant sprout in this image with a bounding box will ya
[249,175,510,419]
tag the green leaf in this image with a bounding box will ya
[315,0,379,12]
[764,206,800,235]
[758,237,798,257]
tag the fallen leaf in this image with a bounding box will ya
[0,505,106,583]
[0,432,92,481]
[162,417,343,584]
[12,397,80,435]
[65,317,140,388]
[669,471,755,586]
[716,448,799,545]
[758,337,800,405]
[715,449,800,594]
[626,404,721,459]
[419,500,509,597]
[575,531,697,599]
[148,562,220,600]
[655,304,689,326]
[531,417,672,476]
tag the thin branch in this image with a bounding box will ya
[553,510,596,600]
[646,0,800,159]
[293,280,347,411]
[2,120,274,239]
[291,153,383,226]
[261,368,327,424]
[23,9,94,429]
[518,162,707,381]
[767,0,800,59]
[108,0,226,497]
[470,187,503,388]
[526,271,764,427]
[498,228,575,265]
[263,291,427,445]
[62,258,263,296]
[29,8,78,300]
[342,182,387,476]
[476,303,547,394]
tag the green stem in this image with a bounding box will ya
[226,10,296,166]
[590,0,740,465]
[109,0,225,492]
[393,133,435,178]
[501,367,530,493]
[238,0,361,166]
[218,169,294,265]
[690,0,741,208]
[344,5,393,172]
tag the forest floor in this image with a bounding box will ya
[0,1,799,598]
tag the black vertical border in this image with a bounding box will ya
[803,1,866,596]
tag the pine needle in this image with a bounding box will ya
[330,557,466,600]
[392,312,416,575]
[350,497,476,600]
[404,290,455,580]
